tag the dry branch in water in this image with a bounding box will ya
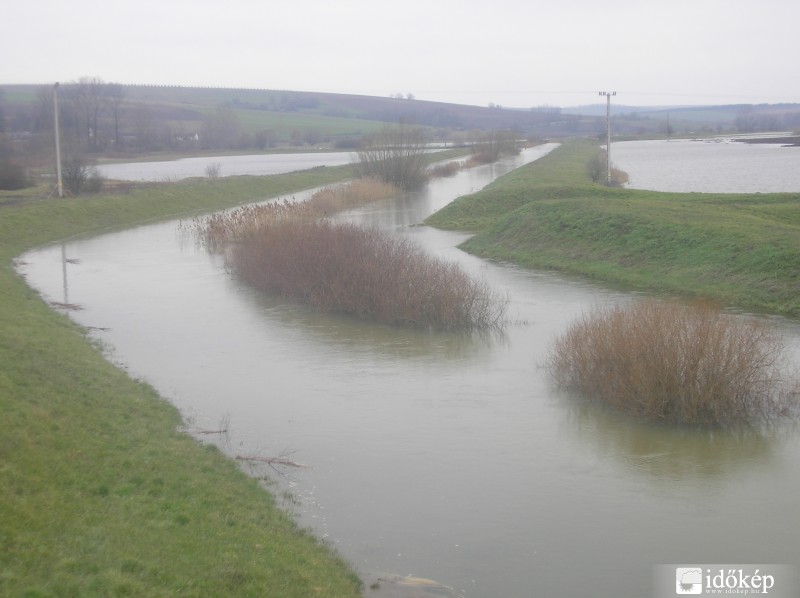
[235,455,307,468]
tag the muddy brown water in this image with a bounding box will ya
[18,145,800,597]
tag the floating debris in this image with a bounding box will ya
[50,301,83,311]
[376,574,465,598]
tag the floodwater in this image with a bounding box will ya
[612,137,800,193]
[96,151,357,181]
[18,144,800,597]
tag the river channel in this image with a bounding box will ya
[18,145,800,597]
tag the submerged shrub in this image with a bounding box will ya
[356,124,430,190]
[230,220,508,331]
[194,178,507,331]
[548,299,797,425]
[303,176,397,214]
[468,130,521,165]
[427,161,464,178]
[195,177,398,250]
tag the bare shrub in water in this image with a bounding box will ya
[304,176,398,214]
[427,161,464,178]
[196,177,398,250]
[230,219,508,331]
[356,124,430,190]
[549,299,796,425]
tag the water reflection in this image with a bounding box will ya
[235,286,506,363]
[559,393,785,482]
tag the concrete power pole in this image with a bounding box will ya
[599,91,616,185]
[53,82,64,198]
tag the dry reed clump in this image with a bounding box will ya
[195,177,398,250]
[194,176,507,330]
[548,299,797,426]
[427,161,465,178]
[304,176,398,214]
[230,219,508,331]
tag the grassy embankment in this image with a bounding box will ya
[426,138,800,318]
[0,167,367,596]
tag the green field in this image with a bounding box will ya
[426,139,800,317]
[0,168,365,597]
[231,108,386,140]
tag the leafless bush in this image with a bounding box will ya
[587,150,629,186]
[469,130,521,164]
[229,220,508,331]
[549,299,797,425]
[62,153,104,194]
[356,124,430,190]
[427,161,464,178]
[205,162,222,179]
[303,176,397,214]
[193,176,506,330]
[195,177,398,250]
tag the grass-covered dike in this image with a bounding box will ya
[427,138,800,425]
[426,138,800,318]
[0,168,365,596]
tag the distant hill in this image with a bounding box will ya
[2,83,798,159]
[0,83,595,149]
[118,85,583,132]
[564,102,800,134]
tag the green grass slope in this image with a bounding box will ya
[426,139,800,317]
[0,168,363,597]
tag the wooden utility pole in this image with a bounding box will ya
[53,82,64,198]
[599,91,616,185]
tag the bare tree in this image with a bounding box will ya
[470,129,520,163]
[106,83,125,149]
[130,103,157,151]
[356,123,429,190]
[202,104,241,150]
[79,77,106,152]
[61,151,104,194]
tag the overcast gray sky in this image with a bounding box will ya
[4,0,799,108]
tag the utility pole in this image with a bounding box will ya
[53,82,64,198]
[599,91,616,185]
[666,112,671,142]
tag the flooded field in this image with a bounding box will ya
[613,137,800,193]
[18,144,800,597]
[96,151,356,181]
